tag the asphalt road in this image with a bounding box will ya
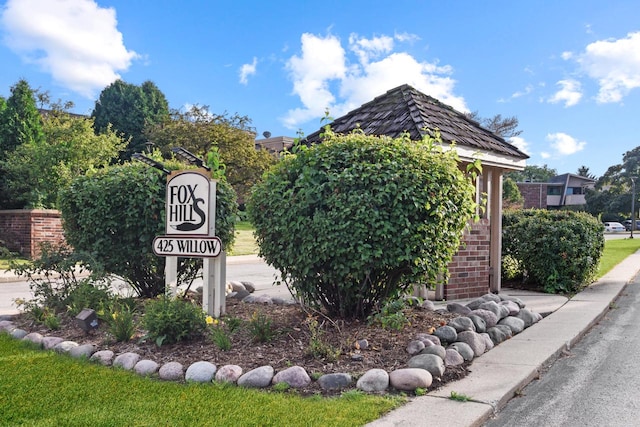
[485,272,640,426]
[0,255,288,316]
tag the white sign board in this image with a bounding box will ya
[153,236,222,258]
[166,170,210,235]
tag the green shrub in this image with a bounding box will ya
[248,311,275,343]
[59,156,237,298]
[248,130,477,319]
[66,280,113,317]
[142,296,206,346]
[502,209,604,294]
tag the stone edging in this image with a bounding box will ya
[0,292,542,393]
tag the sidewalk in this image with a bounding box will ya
[367,251,640,427]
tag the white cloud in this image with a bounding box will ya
[0,0,138,98]
[239,57,258,85]
[576,31,640,103]
[546,132,586,155]
[540,151,551,159]
[508,136,530,155]
[511,84,534,99]
[548,79,583,107]
[282,32,466,130]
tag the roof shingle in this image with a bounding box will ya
[302,84,529,160]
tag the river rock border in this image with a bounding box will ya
[0,291,542,394]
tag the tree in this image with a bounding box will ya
[145,104,275,203]
[1,104,124,208]
[507,164,557,183]
[465,111,522,138]
[577,165,596,179]
[0,80,45,208]
[91,80,169,161]
[248,130,478,319]
[503,177,523,208]
[586,146,640,220]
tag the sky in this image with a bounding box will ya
[1,0,640,178]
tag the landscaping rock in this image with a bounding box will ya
[241,281,256,293]
[10,328,28,339]
[515,308,540,328]
[499,316,526,335]
[480,333,494,351]
[69,343,96,359]
[479,301,502,319]
[481,293,501,303]
[456,331,486,357]
[448,342,474,361]
[500,295,525,308]
[419,344,446,360]
[230,289,251,300]
[420,300,436,311]
[215,365,243,383]
[471,309,498,328]
[494,324,514,339]
[444,348,465,366]
[356,369,389,392]
[318,373,352,391]
[185,361,217,383]
[406,340,425,355]
[54,341,79,354]
[90,350,114,366]
[272,366,311,388]
[499,300,521,316]
[113,352,141,370]
[42,336,64,350]
[159,362,184,381]
[238,365,274,388]
[468,314,487,333]
[447,302,472,316]
[465,297,486,310]
[22,332,43,346]
[135,360,159,376]
[230,281,246,292]
[407,353,445,378]
[487,326,509,345]
[448,316,476,333]
[416,333,441,347]
[433,325,457,344]
[389,368,432,391]
[0,320,15,332]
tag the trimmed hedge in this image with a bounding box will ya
[248,130,477,319]
[502,209,604,294]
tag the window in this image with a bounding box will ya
[566,187,583,195]
[547,186,562,196]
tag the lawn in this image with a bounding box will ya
[0,335,400,426]
[596,237,640,278]
[228,221,258,256]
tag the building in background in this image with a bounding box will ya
[517,173,596,209]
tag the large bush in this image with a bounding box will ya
[248,131,478,319]
[59,159,237,298]
[502,209,604,294]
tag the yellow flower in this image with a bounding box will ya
[205,315,214,325]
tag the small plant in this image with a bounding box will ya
[368,299,410,331]
[224,316,243,333]
[66,280,113,317]
[415,387,427,396]
[272,382,290,392]
[207,316,232,351]
[248,311,275,343]
[142,295,206,346]
[43,313,60,330]
[305,316,341,361]
[107,302,136,342]
[449,391,472,402]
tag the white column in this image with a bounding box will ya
[488,168,503,293]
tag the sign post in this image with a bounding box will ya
[153,168,226,317]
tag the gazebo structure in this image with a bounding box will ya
[302,84,529,300]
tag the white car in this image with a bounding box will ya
[604,222,626,232]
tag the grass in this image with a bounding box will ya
[228,221,258,256]
[0,335,401,426]
[0,257,28,271]
[597,238,640,278]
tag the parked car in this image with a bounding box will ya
[622,219,640,231]
[604,222,626,232]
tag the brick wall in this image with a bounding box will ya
[518,183,547,209]
[0,210,65,258]
[444,219,491,300]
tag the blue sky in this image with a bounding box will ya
[1,0,640,178]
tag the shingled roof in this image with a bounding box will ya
[302,84,529,161]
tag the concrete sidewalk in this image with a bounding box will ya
[367,251,640,427]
